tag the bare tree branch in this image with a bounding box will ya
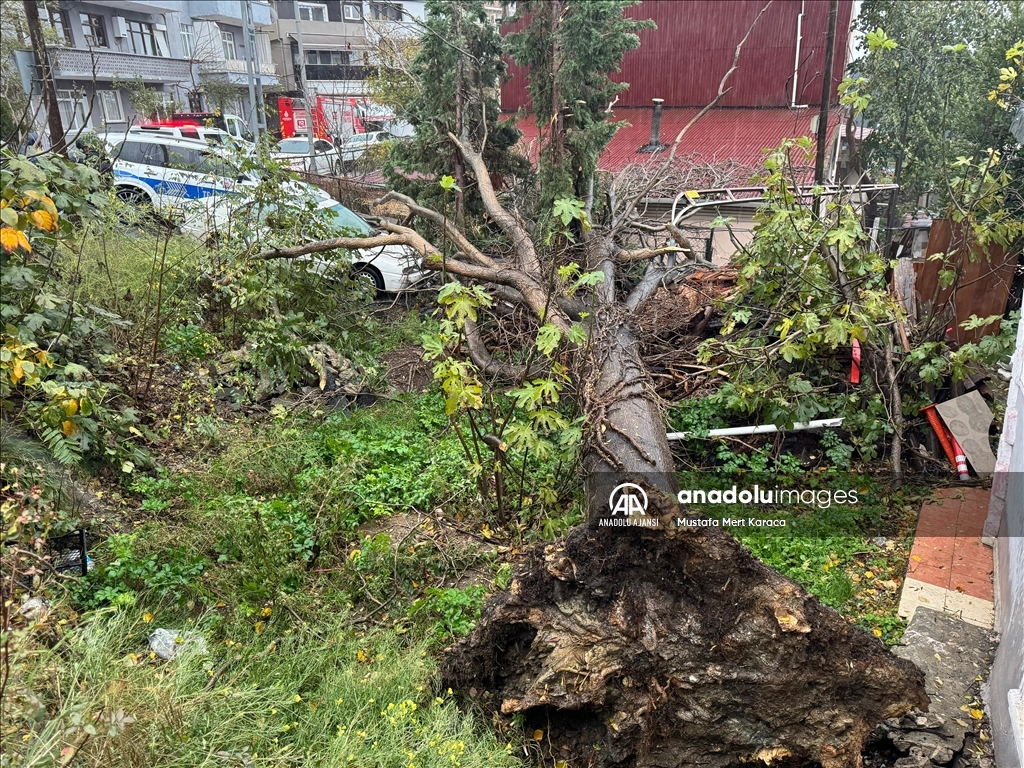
[449,131,543,277]
[615,245,689,263]
[379,190,498,269]
[610,0,774,231]
[463,317,530,379]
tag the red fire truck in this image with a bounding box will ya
[274,95,394,141]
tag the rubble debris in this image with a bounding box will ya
[442,508,927,768]
[871,608,999,768]
[635,268,737,402]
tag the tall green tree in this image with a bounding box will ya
[506,0,653,221]
[849,0,1024,218]
[385,0,528,219]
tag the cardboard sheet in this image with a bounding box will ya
[935,391,997,475]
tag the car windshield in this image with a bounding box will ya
[325,203,373,236]
[278,138,310,153]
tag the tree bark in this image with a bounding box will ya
[23,0,65,154]
[813,0,839,185]
[581,305,679,505]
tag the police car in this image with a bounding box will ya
[98,132,428,293]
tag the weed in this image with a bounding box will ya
[5,610,521,767]
[75,531,208,608]
[410,586,487,640]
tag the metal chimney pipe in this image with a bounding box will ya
[650,98,664,147]
[639,98,665,153]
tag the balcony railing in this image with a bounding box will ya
[305,64,372,81]
[49,48,192,82]
[199,58,278,77]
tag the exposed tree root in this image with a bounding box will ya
[442,502,927,768]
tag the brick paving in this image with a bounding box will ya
[898,487,995,628]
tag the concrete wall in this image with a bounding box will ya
[985,317,1024,767]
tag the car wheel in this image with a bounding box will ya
[353,263,385,297]
[114,186,160,229]
[115,186,149,207]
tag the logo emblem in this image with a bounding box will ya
[608,483,648,517]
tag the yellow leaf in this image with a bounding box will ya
[970,708,984,720]
[143,613,153,622]
[260,606,273,617]
[911,555,922,562]
[356,649,370,663]
[254,621,264,634]
[864,571,874,579]
[532,729,544,741]
[1,226,30,253]
[30,209,56,232]
[61,420,76,436]
[872,628,883,637]
[63,398,78,417]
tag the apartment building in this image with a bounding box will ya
[19,1,276,138]
[267,0,424,99]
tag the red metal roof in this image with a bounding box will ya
[501,0,854,112]
[510,106,843,184]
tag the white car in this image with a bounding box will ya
[338,131,395,164]
[129,124,237,146]
[308,200,430,294]
[272,136,342,175]
[98,132,427,293]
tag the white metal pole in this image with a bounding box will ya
[666,418,844,442]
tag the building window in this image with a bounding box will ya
[80,13,108,48]
[56,89,88,131]
[98,91,124,123]
[369,2,402,21]
[298,2,328,22]
[180,24,195,58]
[39,4,73,47]
[221,30,236,60]
[156,92,176,118]
[342,3,362,21]
[127,20,158,56]
[305,50,351,65]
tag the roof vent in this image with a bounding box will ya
[639,98,667,154]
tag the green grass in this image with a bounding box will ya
[676,468,919,644]
[6,610,521,768]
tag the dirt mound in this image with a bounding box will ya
[441,504,927,768]
[382,344,434,393]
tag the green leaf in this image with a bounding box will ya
[438,175,460,191]
[536,324,562,356]
[552,197,585,226]
[866,28,898,53]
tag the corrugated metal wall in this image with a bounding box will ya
[501,0,854,111]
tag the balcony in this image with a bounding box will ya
[305,64,371,81]
[49,47,192,83]
[188,1,274,27]
[199,58,280,86]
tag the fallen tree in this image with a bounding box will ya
[247,1,929,761]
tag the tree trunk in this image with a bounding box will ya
[443,300,926,768]
[23,0,65,154]
[581,305,679,509]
